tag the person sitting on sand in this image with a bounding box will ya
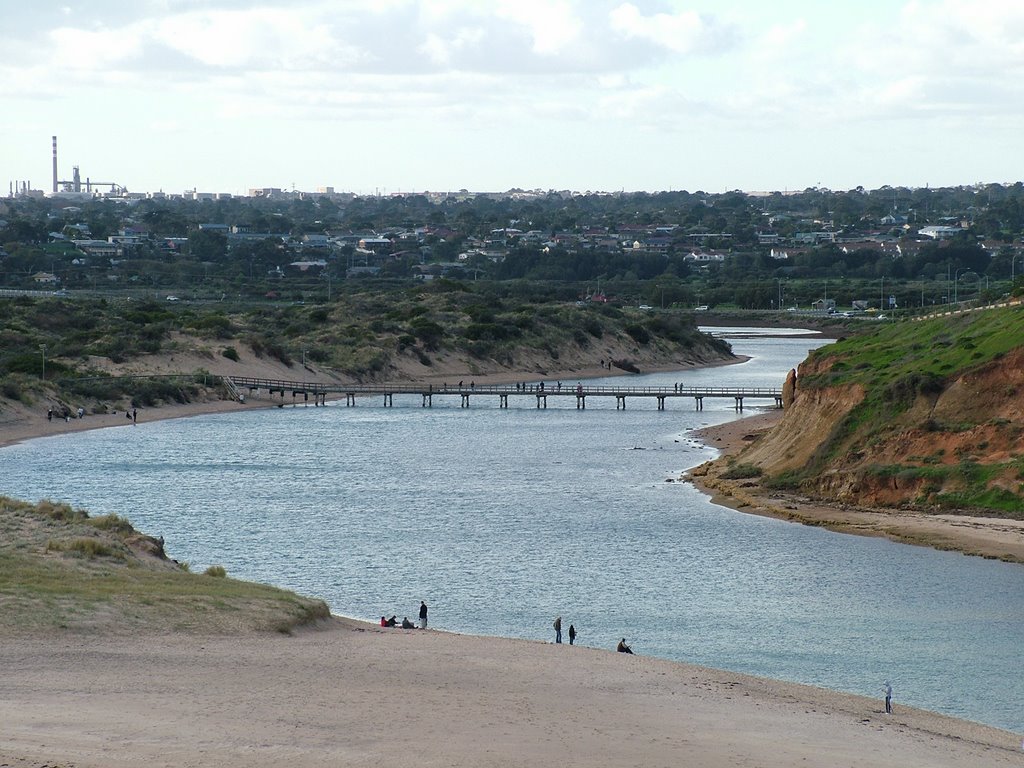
[401,617,415,629]
[387,615,397,627]
[380,616,388,627]
[616,638,633,654]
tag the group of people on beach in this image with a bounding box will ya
[380,601,428,630]
[46,406,136,423]
[553,616,634,654]
[552,616,577,645]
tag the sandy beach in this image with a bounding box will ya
[2,364,1023,766]
[2,618,1021,768]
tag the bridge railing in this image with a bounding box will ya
[226,376,780,398]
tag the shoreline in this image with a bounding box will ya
[1,617,1020,767]
[684,413,1024,564]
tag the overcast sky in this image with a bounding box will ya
[2,0,1022,196]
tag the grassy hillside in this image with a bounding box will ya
[0,283,732,412]
[0,496,330,635]
[742,305,1024,516]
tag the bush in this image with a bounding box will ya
[222,346,240,362]
[47,537,121,559]
[721,463,764,480]
[87,514,135,535]
[625,324,650,344]
[204,565,227,578]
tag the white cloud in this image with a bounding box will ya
[494,0,583,56]
[608,2,734,55]
[150,8,339,69]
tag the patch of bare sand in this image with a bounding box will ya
[686,413,1024,564]
[0,619,1019,768]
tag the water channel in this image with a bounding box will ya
[2,328,1020,732]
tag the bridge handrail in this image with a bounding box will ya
[226,376,781,397]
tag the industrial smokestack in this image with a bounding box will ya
[52,136,58,194]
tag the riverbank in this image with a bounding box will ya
[686,412,1024,564]
[0,355,741,451]
[3,358,1023,765]
[1,617,1020,768]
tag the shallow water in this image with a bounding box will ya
[2,329,1022,733]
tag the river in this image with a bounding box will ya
[2,328,1021,733]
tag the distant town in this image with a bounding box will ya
[3,139,1022,311]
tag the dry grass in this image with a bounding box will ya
[0,496,330,636]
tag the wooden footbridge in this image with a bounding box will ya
[225,376,783,411]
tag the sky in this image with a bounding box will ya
[2,0,1023,196]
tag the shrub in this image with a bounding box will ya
[204,565,227,578]
[625,324,651,344]
[721,463,764,480]
[87,514,135,535]
[47,537,121,559]
[581,317,603,338]
[222,346,240,362]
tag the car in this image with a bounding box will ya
[638,304,654,311]
[694,305,709,311]
[165,295,180,302]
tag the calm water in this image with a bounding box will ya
[2,329,1022,733]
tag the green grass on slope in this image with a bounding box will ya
[801,307,1024,392]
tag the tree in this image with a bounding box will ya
[188,229,227,261]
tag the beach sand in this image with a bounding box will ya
[1,619,1021,768]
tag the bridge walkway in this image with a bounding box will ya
[225,377,783,411]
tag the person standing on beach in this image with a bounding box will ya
[419,600,428,629]
[883,681,893,714]
[554,616,562,644]
[568,624,576,645]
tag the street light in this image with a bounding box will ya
[954,269,975,304]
